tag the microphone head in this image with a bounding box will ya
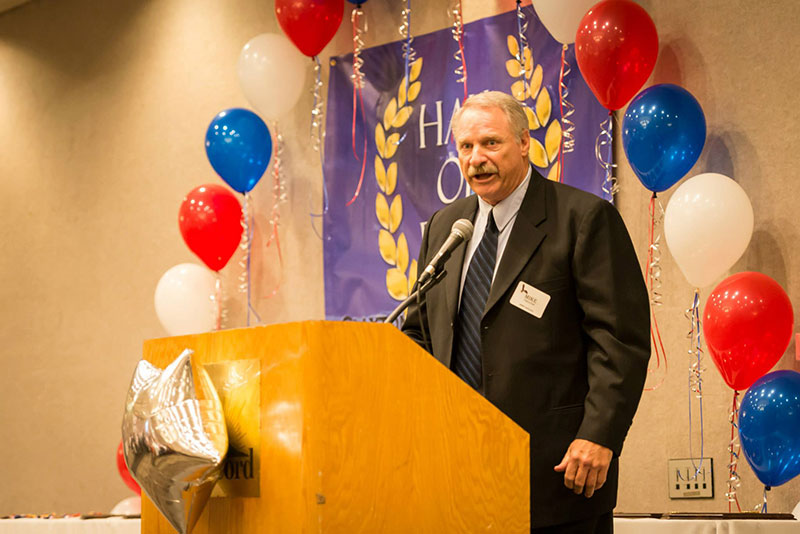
[451,218,474,241]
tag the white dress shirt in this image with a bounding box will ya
[458,166,532,307]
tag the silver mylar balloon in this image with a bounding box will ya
[121,349,228,534]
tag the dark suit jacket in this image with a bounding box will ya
[401,170,650,528]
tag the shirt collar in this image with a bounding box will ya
[476,165,532,232]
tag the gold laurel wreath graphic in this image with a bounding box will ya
[375,57,423,301]
[506,35,562,181]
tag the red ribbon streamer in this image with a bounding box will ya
[644,193,668,390]
[347,7,367,207]
[557,45,566,183]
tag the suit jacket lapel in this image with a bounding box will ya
[484,171,548,314]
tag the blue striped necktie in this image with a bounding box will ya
[452,211,498,390]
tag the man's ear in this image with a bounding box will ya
[519,129,530,158]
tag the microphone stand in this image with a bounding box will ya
[384,269,447,324]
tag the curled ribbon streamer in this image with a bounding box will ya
[557,44,576,182]
[515,0,530,108]
[596,112,618,197]
[347,5,368,207]
[309,56,329,240]
[262,124,285,299]
[399,0,416,90]
[685,289,705,475]
[450,0,468,101]
[238,193,250,298]
[310,56,325,154]
[212,273,222,331]
[644,193,668,391]
[394,0,414,149]
[726,390,743,512]
[238,193,262,326]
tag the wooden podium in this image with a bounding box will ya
[141,321,529,533]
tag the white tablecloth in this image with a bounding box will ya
[615,518,800,534]
[0,518,139,534]
[1,517,797,533]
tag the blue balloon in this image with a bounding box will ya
[205,108,272,193]
[739,370,800,487]
[346,0,367,4]
[622,84,706,193]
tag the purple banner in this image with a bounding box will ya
[323,8,609,320]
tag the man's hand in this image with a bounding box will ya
[553,439,613,498]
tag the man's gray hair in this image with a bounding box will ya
[451,91,529,141]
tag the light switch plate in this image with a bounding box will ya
[668,458,714,499]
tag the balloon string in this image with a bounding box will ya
[557,43,576,183]
[727,390,742,512]
[392,0,413,149]
[346,100,367,207]
[557,46,565,183]
[261,221,284,300]
[239,193,262,326]
[246,194,261,325]
[213,273,222,331]
[309,55,329,240]
[238,194,250,316]
[515,0,529,107]
[351,6,362,159]
[644,193,668,391]
[399,0,415,105]
[347,8,368,208]
[262,124,285,299]
[760,486,769,513]
[596,112,618,197]
[450,0,468,101]
[686,289,705,475]
[310,55,325,154]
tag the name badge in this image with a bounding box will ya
[509,281,550,318]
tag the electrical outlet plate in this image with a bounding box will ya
[668,458,714,499]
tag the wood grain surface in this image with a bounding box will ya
[141,321,529,533]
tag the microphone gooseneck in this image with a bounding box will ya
[417,218,474,286]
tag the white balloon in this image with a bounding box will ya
[154,263,217,336]
[111,496,141,515]
[664,173,754,288]
[238,33,306,121]
[533,0,599,44]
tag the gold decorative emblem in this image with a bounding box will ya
[506,35,561,181]
[375,58,422,302]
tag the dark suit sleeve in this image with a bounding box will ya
[400,212,435,351]
[571,199,650,455]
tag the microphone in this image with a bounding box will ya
[417,218,474,286]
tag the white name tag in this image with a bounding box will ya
[509,281,551,318]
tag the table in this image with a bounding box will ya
[1,517,798,533]
[615,518,800,534]
[0,518,139,534]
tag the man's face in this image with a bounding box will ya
[454,106,530,206]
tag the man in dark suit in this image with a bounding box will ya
[401,91,650,533]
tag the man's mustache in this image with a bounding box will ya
[467,164,499,177]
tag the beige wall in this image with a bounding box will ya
[1,0,798,516]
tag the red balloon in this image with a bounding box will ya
[575,0,658,110]
[703,272,794,391]
[179,184,243,272]
[116,441,141,495]
[275,0,344,58]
